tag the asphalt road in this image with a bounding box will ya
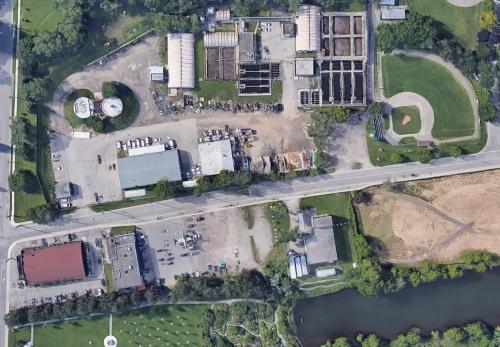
[0,0,14,344]
[0,0,500,344]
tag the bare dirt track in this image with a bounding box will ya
[357,170,500,263]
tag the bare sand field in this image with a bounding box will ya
[356,170,500,263]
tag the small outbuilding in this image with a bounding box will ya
[149,66,166,82]
[295,58,315,76]
[381,6,406,20]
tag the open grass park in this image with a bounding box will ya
[9,305,210,347]
[392,106,421,135]
[406,0,482,50]
[382,55,475,139]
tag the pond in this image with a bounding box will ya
[293,268,500,347]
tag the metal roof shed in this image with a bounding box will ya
[167,33,195,89]
[380,0,396,5]
[117,150,182,189]
[295,5,321,52]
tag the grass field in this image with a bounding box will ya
[299,193,356,262]
[392,106,421,135]
[406,0,481,49]
[20,0,62,32]
[382,55,474,139]
[9,305,210,347]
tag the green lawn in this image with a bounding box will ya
[20,0,62,32]
[9,305,210,347]
[407,0,482,49]
[392,106,421,135]
[110,225,136,236]
[264,202,294,244]
[382,55,475,139]
[299,193,356,262]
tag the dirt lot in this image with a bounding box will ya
[356,170,500,263]
[142,206,273,286]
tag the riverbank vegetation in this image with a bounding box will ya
[323,321,500,347]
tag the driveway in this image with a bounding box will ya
[384,92,434,142]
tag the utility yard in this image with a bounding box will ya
[356,170,500,263]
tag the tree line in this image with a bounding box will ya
[5,285,168,327]
[323,321,500,347]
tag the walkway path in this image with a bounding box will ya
[384,92,435,143]
[378,50,480,144]
[447,0,482,7]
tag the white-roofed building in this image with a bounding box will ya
[204,32,238,47]
[198,139,235,176]
[295,5,321,52]
[381,6,406,20]
[167,33,195,89]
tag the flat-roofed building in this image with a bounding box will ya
[198,139,235,176]
[167,33,195,89]
[295,58,315,76]
[107,233,144,290]
[149,66,166,82]
[295,5,321,52]
[381,6,406,20]
[117,150,182,189]
[305,215,338,265]
[22,242,87,286]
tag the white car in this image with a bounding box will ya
[262,27,271,32]
[55,166,63,171]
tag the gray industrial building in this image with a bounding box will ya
[305,215,338,265]
[117,150,182,189]
[107,233,144,290]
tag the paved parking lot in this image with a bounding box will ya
[50,119,200,206]
[8,229,107,310]
[140,206,274,286]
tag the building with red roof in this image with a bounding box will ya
[22,242,87,286]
